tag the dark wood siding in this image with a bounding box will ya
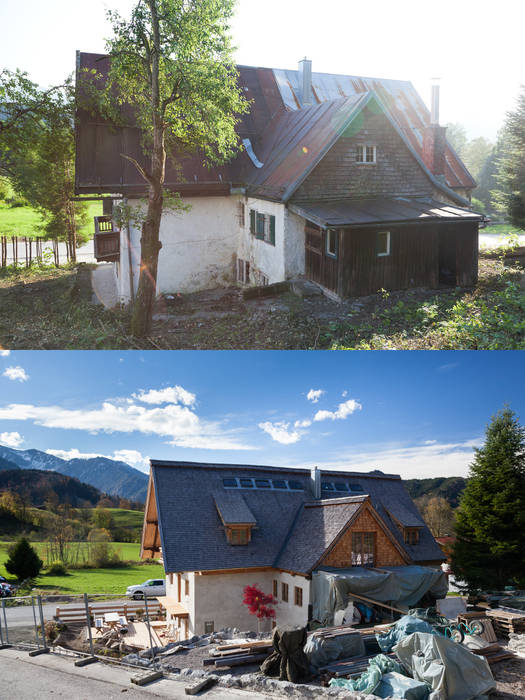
[305,224,341,293]
[455,223,479,287]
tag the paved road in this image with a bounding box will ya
[2,598,130,629]
[0,648,272,700]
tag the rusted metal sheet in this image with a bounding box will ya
[273,68,476,191]
[289,197,482,228]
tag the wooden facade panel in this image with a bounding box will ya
[320,508,406,569]
[455,223,479,287]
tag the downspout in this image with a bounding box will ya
[126,220,134,303]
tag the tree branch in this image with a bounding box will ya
[120,153,154,185]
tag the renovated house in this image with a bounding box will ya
[76,54,481,303]
[141,461,446,637]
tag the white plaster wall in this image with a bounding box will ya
[272,571,310,628]
[237,198,286,285]
[117,195,241,302]
[283,209,306,279]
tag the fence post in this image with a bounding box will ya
[143,595,157,669]
[28,595,49,656]
[74,592,98,666]
[1,600,8,646]
[31,596,40,648]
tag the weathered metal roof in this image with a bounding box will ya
[289,197,483,228]
[273,68,476,191]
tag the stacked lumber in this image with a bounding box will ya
[55,601,162,623]
[470,642,517,665]
[486,609,525,638]
[203,639,272,668]
[319,651,398,679]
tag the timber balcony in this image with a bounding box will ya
[94,216,120,263]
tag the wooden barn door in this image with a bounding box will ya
[304,222,340,293]
[305,223,323,285]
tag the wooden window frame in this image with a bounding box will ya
[227,526,251,545]
[249,208,276,246]
[351,531,376,567]
[281,582,289,603]
[356,144,377,164]
[273,580,278,598]
[377,230,391,257]
[404,528,420,546]
[185,579,189,596]
[294,586,303,607]
[204,621,214,634]
[237,258,250,284]
[325,228,338,259]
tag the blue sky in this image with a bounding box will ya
[0,350,522,480]
[0,0,522,140]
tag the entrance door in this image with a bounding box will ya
[439,229,457,286]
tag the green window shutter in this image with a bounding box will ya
[269,215,276,246]
[256,213,265,239]
[250,209,256,234]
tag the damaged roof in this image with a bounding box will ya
[148,461,444,574]
[75,54,475,200]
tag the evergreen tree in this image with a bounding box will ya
[452,407,525,590]
[5,537,43,581]
[495,86,525,228]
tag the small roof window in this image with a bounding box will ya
[223,478,238,488]
[349,482,364,492]
[334,483,349,492]
[288,480,303,491]
[239,478,255,488]
[254,479,271,489]
[272,479,288,490]
[321,482,335,491]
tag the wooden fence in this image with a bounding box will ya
[1,235,75,268]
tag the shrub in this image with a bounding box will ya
[47,561,68,576]
[5,538,43,581]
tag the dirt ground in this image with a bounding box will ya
[491,656,525,699]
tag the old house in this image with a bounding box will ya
[141,461,446,637]
[76,54,481,303]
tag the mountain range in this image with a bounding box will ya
[0,445,148,503]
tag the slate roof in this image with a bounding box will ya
[149,461,445,574]
[213,490,257,525]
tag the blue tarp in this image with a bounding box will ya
[377,615,437,652]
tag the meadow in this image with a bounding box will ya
[0,201,102,240]
[0,541,163,595]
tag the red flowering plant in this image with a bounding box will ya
[242,584,277,619]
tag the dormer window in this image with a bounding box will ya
[404,528,420,546]
[356,145,376,164]
[227,526,252,545]
[214,491,256,546]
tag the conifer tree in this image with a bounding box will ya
[495,87,525,227]
[452,407,525,590]
[5,537,43,581]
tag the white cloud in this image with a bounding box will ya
[287,438,483,480]
[258,421,302,445]
[342,390,348,397]
[307,389,324,403]
[0,350,10,357]
[0,431,23,448]
[3,366,29,382]
[314,398,362,422]
[46,447,150,472]
[0,390,253,451]
[133,386,196,407]
[294,419,312,429]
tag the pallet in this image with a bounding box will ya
[486,609,525,637]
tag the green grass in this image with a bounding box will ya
[482,223,525,237]
[106,509,145,530]
[0,541,163,595]
[0,201,101,240]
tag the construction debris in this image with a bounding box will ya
[486,608,525,637]
[184,677,217,695]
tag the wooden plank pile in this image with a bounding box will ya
[486,609,525,638]
[203,639,273,669]
[470,642,517,665]
[319,651,398,679]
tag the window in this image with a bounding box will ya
[169,573,173,585]
[351,532,375,566]
[239,202,245,227]
[204,621,214,634]
[404,529,420,546]
[294,587,303,607]
[249,208,276,246]
[356,144,376,163]
[185,579,189,596]
[239,478,254,488]
[349,483,364,493]
[272,480,288,490]
[228,527,250,545]
[223,478,238,488]
[273,580,278,598]
[334,483,349,492]
[377,231,391,257]
[321,481,335,492]
[288,480,303,491]
[326,229,338,258]
[237,258,250,284]
[281,582,289,602]
[255,479,271,489]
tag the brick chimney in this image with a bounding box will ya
[298,58,312,106]
[422,83,447,180]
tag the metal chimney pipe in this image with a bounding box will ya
[299,58,313,106]
[311,466,321,499]
[431,84,440,125]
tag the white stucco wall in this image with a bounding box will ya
[237,198,287,285]
[165,569,310,636]
[116,195,241,302]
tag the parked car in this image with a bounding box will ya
[0,582,13,598]
[125,579,166,600]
